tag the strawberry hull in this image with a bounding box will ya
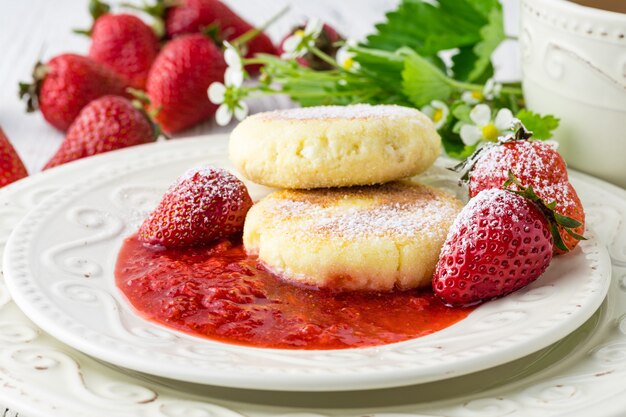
[469,139,585,254]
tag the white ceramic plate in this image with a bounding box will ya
[0,137,625,416]
[1,135,611,393]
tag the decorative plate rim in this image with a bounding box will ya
[1,135,613,392]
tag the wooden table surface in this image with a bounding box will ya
[0,1,520,415]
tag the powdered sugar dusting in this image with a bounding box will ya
[169,166,247,222]
[261,183,461,241]
[470,140,567,195]
[258,104,420,121]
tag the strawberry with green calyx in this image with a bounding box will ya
[0,128,28,188]
[19,54,129,132]
[452,123,585,254]
[44,95,159,169]
[433,170,585,307]
[75,0,160,89]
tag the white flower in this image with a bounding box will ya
[483,78,502,100]
[459,104,514,146]
[207,66,248,126]
[214,100,248,126]
[461,90,483,104]
[336,39,360,71]
[281,18,324,60]
[223,41,242,71]
[421,100,449,129]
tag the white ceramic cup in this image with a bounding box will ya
[520,0,626,188]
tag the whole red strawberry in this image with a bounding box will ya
[278,23,343,70]
[138,167,253,248]
[163,0,277,57]
[84,0,160,89]
[43,96,157,169]
[0,128,28,188]
[468,136,585,254]
[146,33,226,133]
[19,54,129,131]
[433,188,554,307]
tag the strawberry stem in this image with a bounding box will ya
[121,0,174,39]
[127,88,166,140]
[503,170,585,252]
[73,0,111,36]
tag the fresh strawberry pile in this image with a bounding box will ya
[433,126,585,307]
[8,0,278,181]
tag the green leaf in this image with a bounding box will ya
[351,46,406,92]
[364,0,491,54]
[451,46,482,82]
[440,127,477,159]
[401,51,452,107]
[516,109,560,140]
[467,7,505,81]
[365,0,505,82]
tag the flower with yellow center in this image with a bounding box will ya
[336,39,361,71]
[421,100,449,129]
[461,89,484,104]
[280,18,324,60]
[459,104,514,146]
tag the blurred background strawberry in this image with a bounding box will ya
[78,0,160,89]
[44,95,158,169]
[19,53,129,131]
[146,33,227,134]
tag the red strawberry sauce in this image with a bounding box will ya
[115,235,474,349]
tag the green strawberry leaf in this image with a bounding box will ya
[554,212,583,228]
[401,50,452,107]
[468,6,505,81]
[365,0,485,55]
[516,109,560,140]
[365,0,504,82]
[451,46,482,82]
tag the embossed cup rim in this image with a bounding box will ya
[527,0,626,22]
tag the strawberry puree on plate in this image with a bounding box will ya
[115,235,474,350]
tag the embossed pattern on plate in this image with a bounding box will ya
[2,135,611,392]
